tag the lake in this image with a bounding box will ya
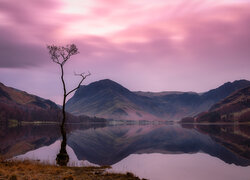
[0,123,250,180]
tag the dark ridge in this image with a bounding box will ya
[202,80,250,102]
[73,79,131,99]
[210,86,250,111]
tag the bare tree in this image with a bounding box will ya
[47,44,90,166]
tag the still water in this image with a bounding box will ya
[1,123,250,180]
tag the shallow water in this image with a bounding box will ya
[1,123,250,180]
[110,153,250,180]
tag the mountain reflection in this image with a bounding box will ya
[1,123,249,167]
[0,123,106,159]
[181,123,250,160]
[67,124,250,166]
[0,124,60,159]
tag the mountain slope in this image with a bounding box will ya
[66,79,250,121]
[192,86,250,123]
[0,82,62,125]
[0,83,59,109]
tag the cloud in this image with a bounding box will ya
[0,27,50,67]
[0,0,60,25]
[0,0,250,99]
[180,4,250,66]
[106,3,250,66]
[0,0,75,67]
[2,1,250,70]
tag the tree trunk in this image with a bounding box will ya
[56,65,69,166]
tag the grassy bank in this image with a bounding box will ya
[0,160,142,180]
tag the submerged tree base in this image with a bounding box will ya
[56,152,69,166]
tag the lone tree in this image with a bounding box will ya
[47,44,90,166]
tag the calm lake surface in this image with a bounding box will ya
[1,123,250,180]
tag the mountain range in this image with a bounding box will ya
[66,79,250,121]
[1,79,249,122]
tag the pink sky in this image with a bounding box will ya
[0,0,250,104]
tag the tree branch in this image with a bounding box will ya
[53,57,61,65]
[66,71,91,97]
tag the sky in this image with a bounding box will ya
[0,0,250,104]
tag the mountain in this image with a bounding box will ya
[0,82,107,125]
[182,86,250,123]
[66,79,250,121]
[66,79,161,120]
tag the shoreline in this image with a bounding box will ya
[0,159,142,180]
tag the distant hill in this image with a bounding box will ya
[182,86,250,123]
[66,79,250,121]
[0,82,107,126]
[0,82,61,125]
[0,83,58,109]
